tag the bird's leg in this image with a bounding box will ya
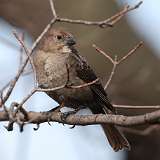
[46,102,65,125]
[61,107,80,122]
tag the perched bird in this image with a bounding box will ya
[33,28,130,151]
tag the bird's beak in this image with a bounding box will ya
[66,37,76,46]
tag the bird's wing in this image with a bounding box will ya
[74,52,115,113]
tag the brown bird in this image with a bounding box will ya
[33,28,130,151]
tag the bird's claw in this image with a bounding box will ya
[60,112,70,122]
[60,110,76,122]
[70,125,76,129]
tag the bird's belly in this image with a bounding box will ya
[45,65,93,107]
[44,58,68,87]
[34,51,94,107]
[49,87,93,107]
[47,76,94,107]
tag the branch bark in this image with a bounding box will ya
[0,105,160,127]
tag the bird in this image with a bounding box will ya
[32,28,130,151]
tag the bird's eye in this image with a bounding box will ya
[56,35,62,40]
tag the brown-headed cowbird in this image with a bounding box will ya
[33,28,130,151]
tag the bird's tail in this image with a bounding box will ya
[90,103,130,151]
[102,124,130,151]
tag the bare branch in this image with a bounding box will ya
[93,41,143,66]
[121,125,160,136]
[92,44,115,64]
[22,69,33,76]
[17,85,66,108]
[108,1,143,26]
[18,78,100,108]
[56,2,142,28]
[104,56,118,90]
[31,18,57,52]
[66,78,99,89]
[18,32,25,68]
[56,17,112,28]
[0,81,11,108]
[49,0,57,18]
[1,102,160,127]
[113,104,160,109]
[117,41,143,64]
[93,42,143,88]
[13,31,37,86]
[3,59,29,104]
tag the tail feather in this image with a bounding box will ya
[102,124,130,151]
[90,103,130,151]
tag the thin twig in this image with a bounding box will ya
[0,81,11,95]
[117,41,143,64]
[121,124,160,136]
[67,78,99,89]
[56,2,142,28]
[49,0,57,18]
[92,44,115,64]
[104,56,118,90]
[113,104,160,109]
[107,5,130,26]
[93,42,143,88]
[56,17,112,27]
[18,78,100,107]
[31,18,57,52]
[3,66,26,104]
[93,41,143,66]
[0,81,10,109]
[108,1,142,26]
[13,31,37,86]
[22,69,33,76]
[19,32,25,69]
[18,33,33,77]
[13,31,31,60]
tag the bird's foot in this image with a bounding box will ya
[61,110,75,121]
[61,109,79,122]
[46,105,63,125]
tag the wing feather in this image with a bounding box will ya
[74,52,115,113]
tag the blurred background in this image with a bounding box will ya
[0,0,160,160]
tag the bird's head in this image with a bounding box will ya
[52,29,76,46]
[37,28,76,53]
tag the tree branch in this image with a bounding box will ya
[56,2,142,28]
[113,104,160,109]
[93,41,143,89]
[0,104,160,127]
